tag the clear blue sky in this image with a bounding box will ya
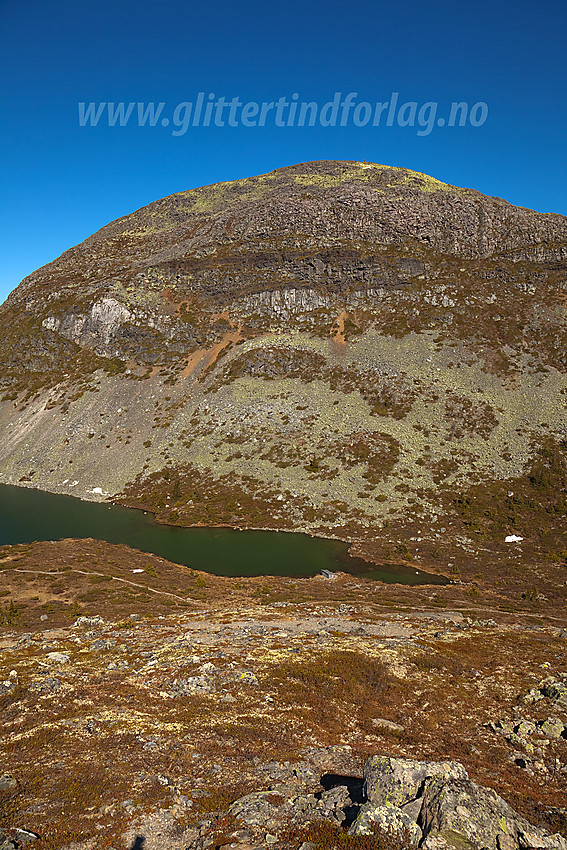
[1,0,566,303]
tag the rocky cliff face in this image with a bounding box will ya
[0,160,565,578]
[4,160,567,367]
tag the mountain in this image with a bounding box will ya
[0,160,566,584]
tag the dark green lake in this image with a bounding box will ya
[0,484,444,584]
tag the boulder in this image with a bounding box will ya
[539,717,565,739]
[317,784,352,816]
[89,639,115,652]
[363,755,468,806]
[540,681,567,707]
[421,832,476,849]
[0,828,39,847]
[515,720,537,737]
[372,717,406,733]
[170,676,213,695]
[228,790,286,827]
[0,773,17,791]
[28,677,61,694]
[218,845,264,850]
[420,777,567,850]
[348,801,422,844]
[45,652,69,664]
[74,616,105,628]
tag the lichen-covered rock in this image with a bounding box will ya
[353,756,567,850]
[0,828,39,848]
[363,755,468,806]
[0,774,17,791]
[421,832,476,849]
[227,790,286,826]
[317,784,352,817]
[539,717,566,739]
[227,783,352,833]
[515,720,537,737]
[74,616,105,628]
[27,676,61,694]
[238,671,260,686]
[0,671,18,696]
[420,777,567,850]
[169,676,213,695]
[348,800,422,843]
[490,719,515,735]
[541,681,567,707]
[89,639,116,652]
[45,651,70,664]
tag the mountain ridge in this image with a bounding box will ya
[8,159,567,312]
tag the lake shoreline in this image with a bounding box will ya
[112,492,449,584]
[0,481,446,584]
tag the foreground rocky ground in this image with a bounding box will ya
[0,538,566,849]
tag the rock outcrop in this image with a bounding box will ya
[221,755,567,850]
